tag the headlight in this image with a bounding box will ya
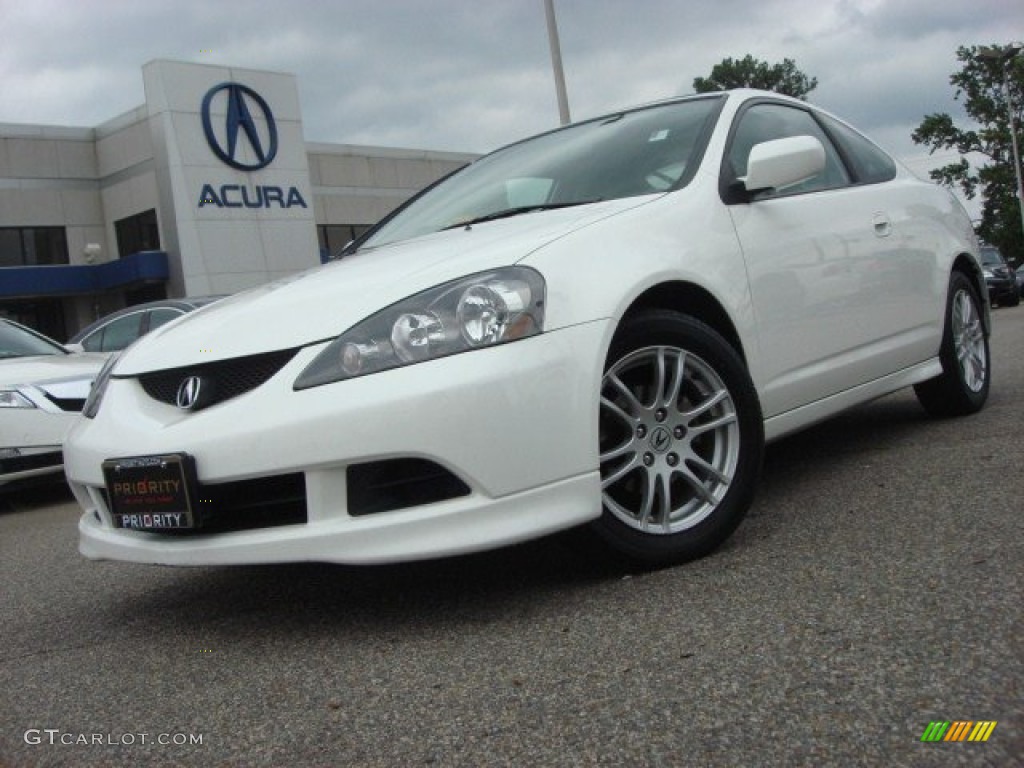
[0,390,35,409]
[82,353,120,419]
[295,267,545,389]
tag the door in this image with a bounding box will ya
[724,102,921,418]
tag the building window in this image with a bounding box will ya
[0,227,69,267]
[114,209,160,257]
[317,224,371,256]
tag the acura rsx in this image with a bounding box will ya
[64,89,989,568]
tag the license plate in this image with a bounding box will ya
[102,454,198,530]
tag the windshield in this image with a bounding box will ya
[979,247,1005,267]
[0,320,66,359]
[360,96,723,249]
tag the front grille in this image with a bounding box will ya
[102,472,307,534]
[138,348,298,409]
[348,458,471,516]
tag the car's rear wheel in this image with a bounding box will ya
[914,271,990,417]
[592,311,763,566]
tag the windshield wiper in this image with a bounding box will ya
[442,200,600,230]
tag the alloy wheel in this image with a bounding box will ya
[599,345,740,534]
[952,288,987,393]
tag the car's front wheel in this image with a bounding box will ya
[914,271,990,417]
[593,311,763,566]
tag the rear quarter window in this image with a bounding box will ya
[819,114,897,184]
[147,307,185,331]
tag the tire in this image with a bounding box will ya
[592,310,763,566]
[1005,290,1020,308]
[914,271,990,417]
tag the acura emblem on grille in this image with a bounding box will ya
[176,376,204,410]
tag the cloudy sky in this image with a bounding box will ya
[0,0,1019,172]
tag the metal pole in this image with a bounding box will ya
[1002,68,1024,242]
[544,0,571,125]
[982,44,1024,246]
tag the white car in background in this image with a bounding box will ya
[65,89,989,568]
[1,319,105,486]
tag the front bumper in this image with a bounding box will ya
[77,473,598,565]
[0,446,64,485]
[2,407,81,485]
[986,277,1016,302]
[66,321,610,565]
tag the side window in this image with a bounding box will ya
[147,308,184,333]
[80,330,104,352]
[727,104,849,196]
[818,114,897,184]
[94,313,143,352]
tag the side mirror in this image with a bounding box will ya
[64,342,85,353]
[741,135,826,195]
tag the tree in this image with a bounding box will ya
[913,45,1024,264]
[693,55,818,100]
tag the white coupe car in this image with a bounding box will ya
[64,90,989,567]
[1,319,105,486]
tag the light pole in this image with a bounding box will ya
[979,44,1024,247]
[544,0,571,125]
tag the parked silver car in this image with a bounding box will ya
[66,296,226,353]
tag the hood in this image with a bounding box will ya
[0,353,108,388]
[116,197,654,375]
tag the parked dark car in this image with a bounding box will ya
[1016,265,1024,299]
[979,246,1019,307]
[66,296,226,353]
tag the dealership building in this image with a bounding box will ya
[0,59,476,340]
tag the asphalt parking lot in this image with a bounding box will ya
[1,306,1021,768]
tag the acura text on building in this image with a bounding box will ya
[198,184,307,208]
[198,82,306,209]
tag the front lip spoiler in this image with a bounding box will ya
[77,471,601,566]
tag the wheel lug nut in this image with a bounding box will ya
[643,453,654,466]
[667,453,679,467]
[673,426,685,439]
[655,409,667,422]
[636,425,647,438]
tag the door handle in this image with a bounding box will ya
[872,212,892,238]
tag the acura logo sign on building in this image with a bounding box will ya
[201,83,278,170]
[197,81,306,209]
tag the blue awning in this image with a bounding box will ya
[0,251,169,299]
